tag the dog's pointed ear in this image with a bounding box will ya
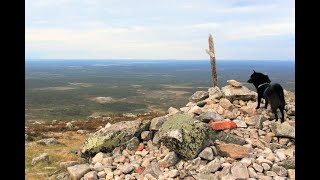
[253,70,256,73]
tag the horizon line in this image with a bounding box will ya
[25,58,295,61]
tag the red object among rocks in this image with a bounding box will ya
[137,144,144,151]
[135,166,145,174]
[208,120,237,130]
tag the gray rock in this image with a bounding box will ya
[265,171,278,177]
[158,151,180,168]
[36,138,57,145]
[92,162,104,171]
[187,105,203,115]
[31,153,49,165]
[223,110,237,119]
[141,131,153,141]
[158,114,210,159]
[121,164,135,174]
[221,85,257,102]
[189,91,209,103]
[272,164,288,177]
[152,131,160,144]
[60,161,79,168]
[92,152,107,164]
[275,151,287,161]
[279,138,290,145]
[67,164,91,180]
[278,158,295,169]
[197,173,219,180]
[200,157,220,173]
[168,169,179,178]
[81,119,150,158]
[269,143,287,151]
[233,119,247,128]
[198,147,214,161]
[240,157,252,167]
[83,171,98,180]
[271,122,295,138]
[185,157,201,171]
[150,116,167,131]
[142,160,161,178]
[248,167,258,178]
[198,109,223,123]
[208,86,223,99]
[262,163,271,171]
[231,162,249,179]
[255,156,273,166]
[126,137,140,151]
[97,171,106,178]
[252,163,263,173]
[245,115,266,129]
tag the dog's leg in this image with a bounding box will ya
[279,106,285,123]
[265,100,268,108]
[256,95,261,109]
[271,107,278,122]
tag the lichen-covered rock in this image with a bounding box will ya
[189,91,209,103]
[221,85,257,102]
[81,119,150,158]
[158,114,210,159]
[209,131,246,145]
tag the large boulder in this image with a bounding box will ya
[158,114,210,159]
[81,119,150,158]
[221,85,257,102]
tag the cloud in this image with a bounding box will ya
[25,0,295,60]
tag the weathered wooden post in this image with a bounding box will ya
[206,33,218,87]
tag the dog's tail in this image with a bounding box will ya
[273,83,285,105]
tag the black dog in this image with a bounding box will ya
[247,70,286,123]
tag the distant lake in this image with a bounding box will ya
[25,60,295,121]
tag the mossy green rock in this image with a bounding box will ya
[81,119,150,158]
[158,114,210,159]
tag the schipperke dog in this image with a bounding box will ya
[247,70,286,123]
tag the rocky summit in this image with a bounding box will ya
[45,81,295,180]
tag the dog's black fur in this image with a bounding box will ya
[247,70,286,123]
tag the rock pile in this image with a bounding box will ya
[52,82,295,180]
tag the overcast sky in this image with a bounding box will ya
[26,0,295,60]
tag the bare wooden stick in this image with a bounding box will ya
[206,33,218,87]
